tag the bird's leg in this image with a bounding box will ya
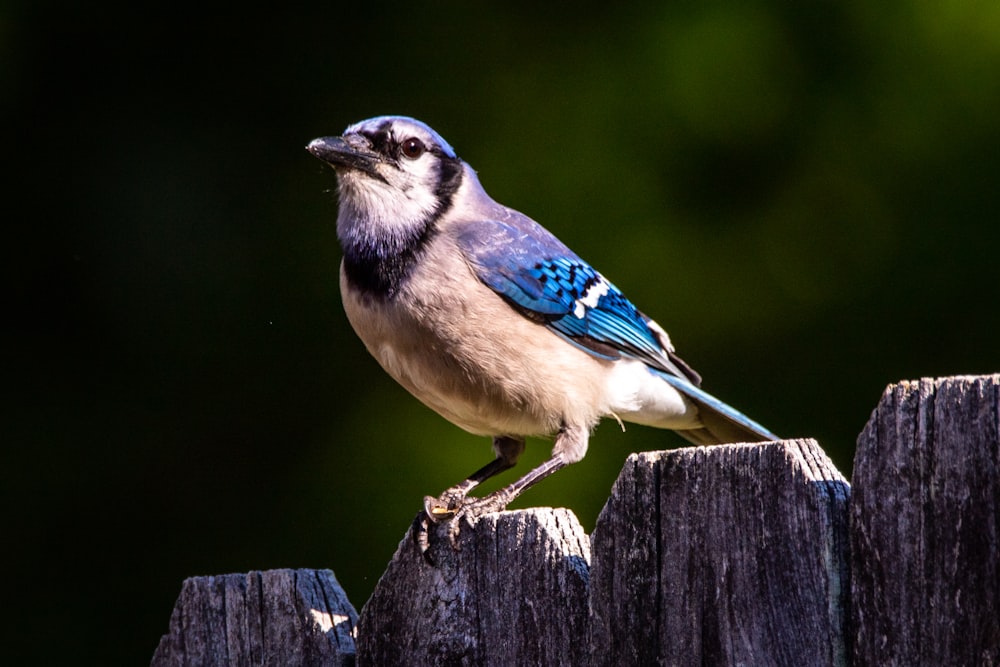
[458,423,588,518]
[414,436,524,561]
[423,435,525,522]
[415,425,589,561]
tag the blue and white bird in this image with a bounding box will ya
[308,115,777,530]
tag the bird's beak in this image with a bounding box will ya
[307,135,382,177]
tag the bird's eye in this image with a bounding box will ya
[400,138,426,160]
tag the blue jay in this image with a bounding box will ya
[308,116,777,536]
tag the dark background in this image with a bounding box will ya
[6,2,1000,663]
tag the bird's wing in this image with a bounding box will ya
[457,217,778,443]
[456,218,699,384]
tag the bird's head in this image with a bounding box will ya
[308,116,465,247]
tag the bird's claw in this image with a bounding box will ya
[413,507,468,566]
[412,510,437,565]
[423,494,461,522]
[413,491,470,564]
[414,489,517,564]
[413,488,470,563]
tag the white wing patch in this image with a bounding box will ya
[573,278,609,318]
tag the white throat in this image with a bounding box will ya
[336,169,439,254]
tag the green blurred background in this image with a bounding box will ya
[6,1,1000,662]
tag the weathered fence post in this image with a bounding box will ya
[588,438,851,666]
[356,507,591,667]
[851,375,1000,666]
[151,568,358,667]
[151,374,1000,665]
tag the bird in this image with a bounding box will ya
[307,115,777,542]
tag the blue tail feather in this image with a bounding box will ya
[653,369,779,441]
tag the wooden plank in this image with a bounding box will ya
[851,375,1000,666]
[356,507,590,667]
[151,568,358,667]
[588,439,851,666]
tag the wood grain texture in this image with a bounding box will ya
[150,568,358,667]
[851,375,1000,666]
[355,508,590,667]
[149,375,1000,665]
[588,439,851,666]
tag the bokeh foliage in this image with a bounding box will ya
[6,1,1000,663]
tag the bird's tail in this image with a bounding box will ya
[654,370,779,446]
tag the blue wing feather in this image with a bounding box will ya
[458,219,669,367]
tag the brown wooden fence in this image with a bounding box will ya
[151,374,999,666]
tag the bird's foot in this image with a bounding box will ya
[412,487,469,564]
[422,489,465,523]
[413,488,516,564]
[451,489,515,519]
[412,506,467,566]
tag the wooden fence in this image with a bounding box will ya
[151,374,1000,666]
